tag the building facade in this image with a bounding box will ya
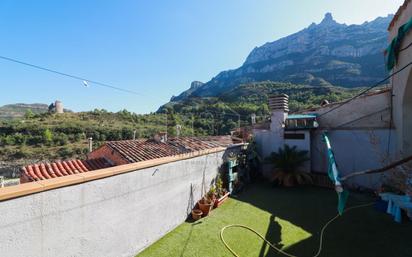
[389,0,412,157]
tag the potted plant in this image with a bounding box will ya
[266,145,312,187]
[191,209,203,220]
[207,185,217,202]
[214,177,230,208]
[197,196,214,216]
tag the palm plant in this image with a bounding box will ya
[267,145,312,186]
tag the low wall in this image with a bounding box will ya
[0,147,231,257]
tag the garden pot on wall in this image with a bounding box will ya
[214,192,230,208]
[191,209,203,220]
[198,198,213,216]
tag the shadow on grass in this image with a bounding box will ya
[179,222,203,257]
[232,181,412,257]
[258,215,283,257]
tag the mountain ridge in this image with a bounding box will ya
[0,103,72,119]
[171,13,393,102]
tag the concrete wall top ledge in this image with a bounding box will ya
[0,146,228,202]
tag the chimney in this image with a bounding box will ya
[176,124,182,137]
[268,94,289,131]
[88,137,93,153]
[154,132,167,143]
[251,113,256,125]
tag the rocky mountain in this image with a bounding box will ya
[171,13,393,101]
[170,81,204,101]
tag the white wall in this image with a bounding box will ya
[389,5,412,157]
[305,89,391,129]
[311,129,396,189]
[253,129,279,158]
[0,150,228,257]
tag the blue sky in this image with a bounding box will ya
[0,0,404,113]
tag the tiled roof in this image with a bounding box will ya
[389,0,411,30]
[20,158,113,183]
[105,136,233,163]
[197,136,238,146]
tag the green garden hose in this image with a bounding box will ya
[220,203,374,257]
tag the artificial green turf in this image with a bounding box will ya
[137,182,412,257]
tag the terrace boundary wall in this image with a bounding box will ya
[0,146,237,257]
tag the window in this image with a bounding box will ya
[284,133,305,140]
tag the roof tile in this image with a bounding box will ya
[20,158,112,183]
[105,136,233,164]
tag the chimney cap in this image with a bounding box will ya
[269,94,289,99]
[268,94,289,112]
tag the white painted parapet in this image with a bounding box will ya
[0,147,234,257]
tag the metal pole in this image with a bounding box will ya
[88,137,93,153]
[192,114,194,136]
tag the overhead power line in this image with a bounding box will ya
[318,61,412,118]
[0,55,140,95]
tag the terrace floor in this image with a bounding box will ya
[137,182,412,257]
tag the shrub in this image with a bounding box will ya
[53,133,69,146]
[27,135,44,146]
[266,145,312,186]
[43,129,53,145]
[1,135,16,146]
[13,133,27,145]
[12,147,31,159]
[24,109,35,119]
[57,147,73,158]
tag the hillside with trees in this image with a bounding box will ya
[0,82,365,163]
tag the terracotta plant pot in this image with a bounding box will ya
[191,209,203,220]
[214,192,230,208]
[282,177,295,187]
[198,199,213,216]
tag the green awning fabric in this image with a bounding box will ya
[322,133,349,215]
[386,17,412,71]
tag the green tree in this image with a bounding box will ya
[25,109,35,119]
[43,129,53,145]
